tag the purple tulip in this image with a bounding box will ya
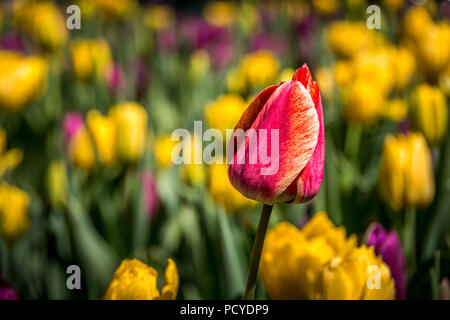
[180,16,233,68]
[0,277,19,300]
[0,32,24,52]
[134,58,151,100]
[250,33,288,56]
[62,112,84,145]
[107,63,126,94]
[141,170,159,221]
[366,222,407,300]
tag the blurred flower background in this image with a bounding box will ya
[0,0,449,300]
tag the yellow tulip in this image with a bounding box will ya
[344,79,385,124]
[382,99,408,122]
[260,212,357,300]
[315,67,336,102]
[103,258,179,300]
[0,51,48,111]
[0,130,23,178]
[312,0,340,16]
[0,183,30,243]
[109,102,148,163]
[321,246,395,300]
[71,38,113,81]
[415,22,450,81]
[86,110,116,166]
[144,4,175,31]
[391,47,415,91]
[155,135,178,169]
[69,124,96,171]
[378,132,435,210]
[241,51,279,89]
[205,94,247,139]
[209,162,257,212]
[203,1,236,28]
[382,0,404,13]
[327,21,378,59]
[14,1,68,51]
[402,6,432,42]
[412,84,448,145]
[91,0,133,19]
[278,68,295,83]
[46,160,68,209]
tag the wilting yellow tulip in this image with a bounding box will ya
[155,135,177,169]
[209,162,257,212]
[14,1,68,51]
[0,183,30,243]
[205,94,247,138]
[378,132,435,210]
[411,84,448,145]
[69,124,96,171]
[86,110,116,166]
[109,102,148,163]
[103,258,179,300]
[203,1,236,28]
[0,51,48,111]
[46,160,68,209]
[71,38,113,81]
[320,246,395,300]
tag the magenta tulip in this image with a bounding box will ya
[228,64,324,205]
[366,222,407,300]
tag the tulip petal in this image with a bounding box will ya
[229,81,319,204]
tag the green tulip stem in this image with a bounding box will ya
[404,207,417,278]
[244,203,273,300]
[345,124,362,163]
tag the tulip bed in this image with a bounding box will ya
[0,0,449,300]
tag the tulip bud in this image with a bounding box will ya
[378,132,435,210]
[366,223,407,299]
[228,64,324,205]
[109,102,148,163]
[411,84,448,145]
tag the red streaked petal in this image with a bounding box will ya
[228,81,320,204]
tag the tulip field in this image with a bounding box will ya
[0,0,449,301]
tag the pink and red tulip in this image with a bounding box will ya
[228,64,324,205]
[366,222,407,300]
